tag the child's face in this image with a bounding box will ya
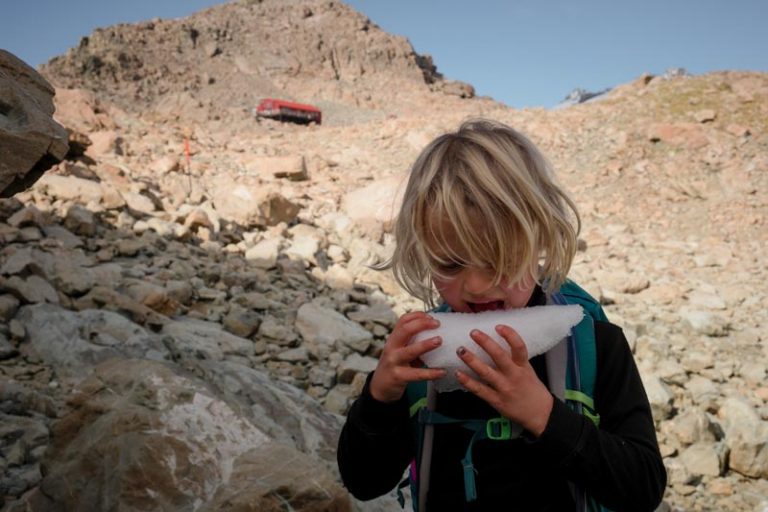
[426,215,535,313]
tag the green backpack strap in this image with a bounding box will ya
[555,280,605,426]
[555,281,615,512]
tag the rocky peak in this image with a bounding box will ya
[40,0,461,125]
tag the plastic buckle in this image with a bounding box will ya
[485,417,511,440]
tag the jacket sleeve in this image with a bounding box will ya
[337,372,415,500]
[530,321,667,512]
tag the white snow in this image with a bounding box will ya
[410,305,583,392]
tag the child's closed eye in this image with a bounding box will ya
[436,261,464,274]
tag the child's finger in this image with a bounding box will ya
[388,313,439,348]
[469,329,515,373]
[403,366,447,382]
[496,324,528,366]
[456,345,502,387]
[401,336,442,364]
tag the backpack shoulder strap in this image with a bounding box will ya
[554,280,613,512]
[551,280,603,425]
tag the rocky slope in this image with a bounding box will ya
[0,0,765,510]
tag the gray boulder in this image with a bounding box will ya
[23,359,350,512]
[0,50,68,197]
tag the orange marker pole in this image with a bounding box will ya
[184,137,191,173]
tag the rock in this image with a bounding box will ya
[42,225,82,249]
[149,156,180,174]
[437,79,475,98]
[51,87,115,133]
[0,247,55,278]
[245,237,281,269]
[342,175,407,239]
[199,442,349,511]
[295,302,373,354]
[0,50,68,197]
[324,384,356,415]
[718,398,768,478]
[1,275,59,304]
[85,130,123,157]
[347,303,398,328]
[124,279,180,316]
[685,376,720,410]
[285,234,319,264]
[679,308,730,337]
[34,174,104,204]
[256,316,297,346]
[122,191,157,214]
[162,317,255,361]
[50,258,95,295]
[222,305,261,338]
[665,409,717,446]
[664,457,694,486]
[276,346,309,362]
[641,373,674,423]
[0,412,48,498]
[6,205,46,228]
[680,442,727,477]
[337,353,378,384]
[647,122,709,150]
[211,177,300,227]
[253,155,308,181]
[687,290,727,310]
[64,205,96,236]
[193,359,344,468]
[324,264,355,290]
[694,109,716,123]
[72,286,168,327]
[164,280,195,305]
[0,294,20,320]
[203,41,221,58]
[680,350,714,373]
[183,207,215,232]
[16,303,169,380]
[232,292,271,311]
[0,333,18,360]
[24,359,349,512]
[725,124,750,137]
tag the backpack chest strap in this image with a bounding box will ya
[416,408,524,502]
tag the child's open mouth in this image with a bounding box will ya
[468,300,505,313]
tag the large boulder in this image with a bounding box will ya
[23,359,351,512]
[0,50,68,197]
[210,175,301,227]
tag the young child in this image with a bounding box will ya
[337,119,666,511]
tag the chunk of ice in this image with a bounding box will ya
[410,305,583,392]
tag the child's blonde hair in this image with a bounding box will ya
[384,118,580,307]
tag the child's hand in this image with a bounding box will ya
[369,312,446,403]
[455,324,554,437]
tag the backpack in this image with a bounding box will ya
[397,280,612,512]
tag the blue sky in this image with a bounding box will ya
[2,0,766,108]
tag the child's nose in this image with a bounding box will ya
[463,267,495,295]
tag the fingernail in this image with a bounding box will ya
[431,337,442,346]
[457,346,466,356]
[470,329,480,337]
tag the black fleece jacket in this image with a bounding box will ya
[337,300,666,511]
